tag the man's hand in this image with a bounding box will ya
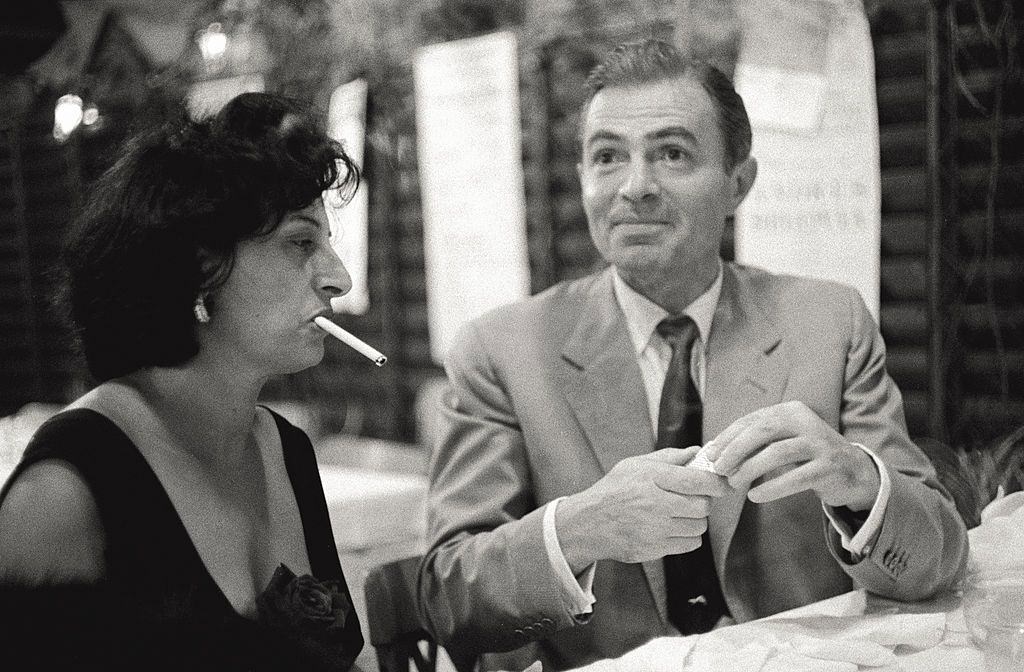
[556,447,730,573]
[703,401,880,511]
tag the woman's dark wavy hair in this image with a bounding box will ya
[61,92,359,381]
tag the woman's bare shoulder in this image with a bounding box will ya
[0,459,105,584]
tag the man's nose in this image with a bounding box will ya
[318,245,352,298]
[619,159,660,205]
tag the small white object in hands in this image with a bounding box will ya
[687,445,719,474]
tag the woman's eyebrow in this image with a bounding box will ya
[285,214,322,228]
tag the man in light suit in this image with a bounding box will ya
[417,39,968,671]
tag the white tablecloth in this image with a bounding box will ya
[578,589,979,672]
[579,493,1024,672]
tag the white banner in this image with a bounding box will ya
[734,0,881,319]
[326,78,370,314]
[414,32,531,363]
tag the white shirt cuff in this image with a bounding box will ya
[543,497,597,617]
[822,443,891,557]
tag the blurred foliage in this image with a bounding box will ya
[921,426,1024,528]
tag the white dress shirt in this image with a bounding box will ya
[541,264,891,617]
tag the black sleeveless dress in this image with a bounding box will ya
[0,408,363,671]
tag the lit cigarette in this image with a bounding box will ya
[314,316,387,367]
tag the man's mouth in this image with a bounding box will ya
[610,222,667,232]
[613,220,669,228]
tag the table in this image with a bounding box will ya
[316,443,431,672]
[577,587,982,671]
[579,496,1024,672]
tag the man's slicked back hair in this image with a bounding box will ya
[583,38,752,170]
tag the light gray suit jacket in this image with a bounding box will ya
[418,263,968,670]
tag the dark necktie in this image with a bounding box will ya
[655,315,729,634]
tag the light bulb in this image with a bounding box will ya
[53,94,84,142]
[82,104,100,126]
[197,23,229,62]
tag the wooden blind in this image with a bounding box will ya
[872,2,934,439]
[0,90,81,414]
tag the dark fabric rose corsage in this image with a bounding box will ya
[256,563,363,671]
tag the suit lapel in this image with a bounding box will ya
[561,270,668,622]
[704,266,790,586]
[561,270,654,474]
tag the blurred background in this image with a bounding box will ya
[0,0,1022,508]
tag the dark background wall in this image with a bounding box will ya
[1,0,1021,462]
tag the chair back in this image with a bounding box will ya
[364,555,475,672]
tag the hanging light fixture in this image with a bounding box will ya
[82,103,100,126]
[81,101,104,133]
[52,93,84,142]
[196,22,230,73]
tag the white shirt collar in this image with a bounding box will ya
[612,260,723,356]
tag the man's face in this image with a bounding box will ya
[577,76,752,299]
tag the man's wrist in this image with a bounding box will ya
[554,494,595,574]
[824,442,891,557]
[543,499,597,617]
[846,446,882,511]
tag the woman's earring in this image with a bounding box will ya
[193,295,210,324]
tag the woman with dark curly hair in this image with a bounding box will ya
[0,92,365,671]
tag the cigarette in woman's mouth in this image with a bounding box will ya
[313,316,387,367]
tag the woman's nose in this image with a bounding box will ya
[319,246,352,297]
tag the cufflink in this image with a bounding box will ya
[688,595,708,606]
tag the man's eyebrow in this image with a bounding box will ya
[648,126,697,142]
[583,130,623,146]
[583,127,698,146]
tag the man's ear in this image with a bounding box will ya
[729,156,758,211]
